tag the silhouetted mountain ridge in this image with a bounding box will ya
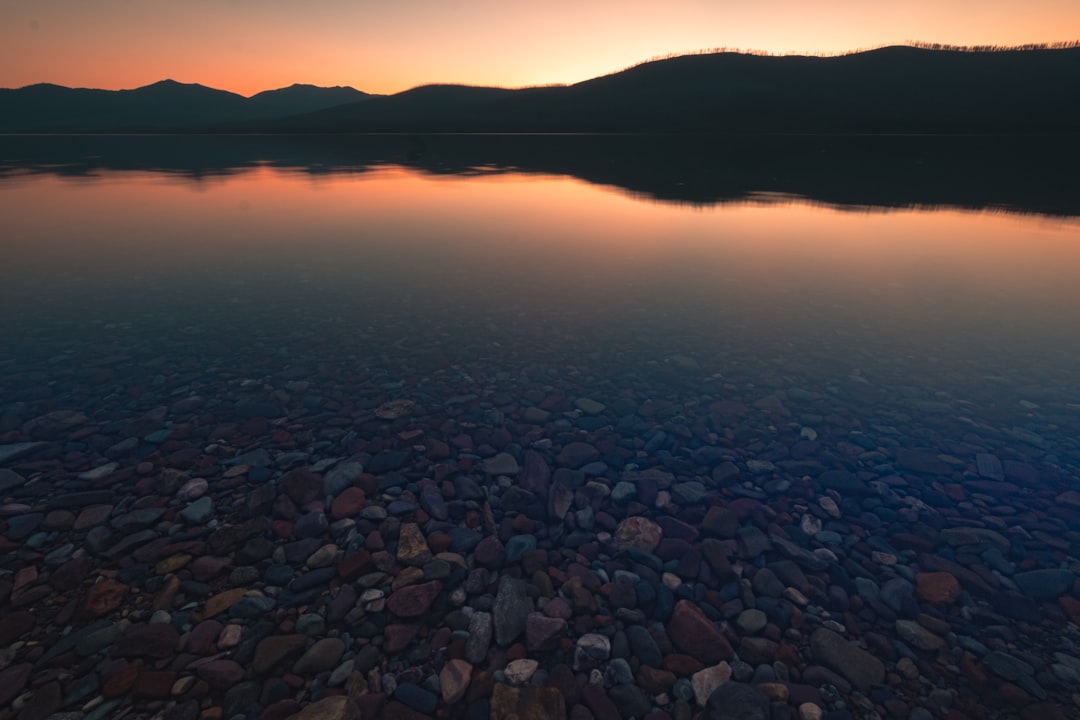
[0,80,372,131]
[2,46,1079,133]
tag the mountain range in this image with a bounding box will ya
[2,45,1079,133]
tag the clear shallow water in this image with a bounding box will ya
[3,144,1080,720]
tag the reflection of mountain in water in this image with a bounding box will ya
[2,134,1079,217]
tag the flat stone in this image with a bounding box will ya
[555,442,599,468]
[294,637,346,674]
[1014,569,1075,600]
[484,452,519,475]
[253,634,308,675]
[614,516,663,553]
[79,579,129,620]
[387,580,442,617]
[179,496,213,525]
[692,662,733,706]
[526,612,567,651]
[810,628,885,691]
[916,572,961,604]
[396,522,432,566]
[491,683,566,720]
[493,576,533,646]
[197,659,245,690]
[668,599,734,664]
[113,622,180,659]
[286,695,362,720]
[706,682,770,720]
[440,658,473,705]
[504,658,539,685]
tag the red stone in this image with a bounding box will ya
[103,661,142,698]
[387,580,442,617]
[916,572,962,604]
[79,579,129,620]
[330,487,366,520]
[666,599,734,664]
[337,550,373,581]
[135,670,177,699]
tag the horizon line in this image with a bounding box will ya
[5,39,1079,98]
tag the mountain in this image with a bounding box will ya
[259,45,1080,133]
[0,80,373,132]
[2,45,1079,133]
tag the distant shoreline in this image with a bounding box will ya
[3,46,1078,135]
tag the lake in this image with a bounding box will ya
[2,135,1079,720]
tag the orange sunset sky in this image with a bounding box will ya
[2,0,1078,96]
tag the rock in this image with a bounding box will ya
[440,658,473,705]
[474,536,506,569]
[484,453,520,475]
[491,683,566,720]
[0,663,32,707]
[608,684,651,718]
[197,659,245,690]
[387,580,442,617]
[555,442,599,468]
[113,622,180,659]
[895,620,946,651]
[285,695,362,720]
[526,612,567,651]
[504,658,539,685]
[466,612,493,664]
[626,624,663,667]
[668,599,734,664]
[253,634,308,675]
[705,682,770,720]
[294,638,346,674]
[736,609,768,635]
[692,662,733,706]
[1014,569,1075,600]
[809,628,885,691]
[179,496,213,525]
[330,487,366,519]
[493,576,533,646]
[614,516,663,553]
[79,579,129,619]
[574,633,611,669]
[395,683,438,714]
[395,522,432,566]
[915,572,961,604]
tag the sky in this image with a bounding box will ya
[1,0,1077,96]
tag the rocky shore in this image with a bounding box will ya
[2,346,1080,720]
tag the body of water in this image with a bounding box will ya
[2,136,1079,720]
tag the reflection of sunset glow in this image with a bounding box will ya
[2,1,1078,95]
[3,166,1079,302]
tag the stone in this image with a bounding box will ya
[491,683,566,720]
[809,628,885,691]
[197,659,245,690]
[484,452,519,475]
[396,522,432,566]
[705,682,770,720]
[614,516,663,553]
[574,633,611,669]
[692,662,733,706]
[466,612,493,664]
[294,637,346,674]
[387,580,442,617]
[113,622,180,659]
[493,576,533,646]
[526,612,567,651]
[253,634,308,675]
[504,658,539,685]
[286,695,362,720]
[916,572,961,604]
[179,496,213,524]
[895,620,946,651]
[736,609,768,635]
[79,579,129,619]
[555,442,599,468]
[440,658,473,705]
[1013,569,1075,600]
[668,599,734,664]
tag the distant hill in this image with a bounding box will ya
[2,46,1079,133]
[0,80,372,132]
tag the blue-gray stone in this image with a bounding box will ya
[1014,569,1075,600]
[179,497,213,525]
[505,534,537,564]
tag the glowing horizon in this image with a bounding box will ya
[2,0,1078,96]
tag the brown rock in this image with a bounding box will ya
[614,516,663,554]
[113,623,180,659]
[440,658,473,705]
[253,634,309,675]
[395,522,432,566]
[197,659,245,690]
[201,587,249,619]
[330,487,366,520]
[387,580,442,617]
[14,680,61,720]
[0,663,32,707]
[79,579,129,620]
[916,572,961,604]
[103,661,142,698]
[0,612,35,646]
[491,683,566,720]
[134,670,177,699]
[285,695,362,720]
[667,599,734,664]
[282,468,323,505]
[809,628,885,691]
